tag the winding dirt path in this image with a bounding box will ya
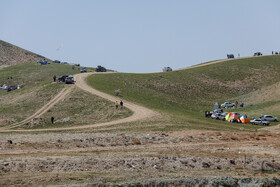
[1,55,271,132]
[1,72,156,132]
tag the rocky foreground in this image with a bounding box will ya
[0,132,280,186]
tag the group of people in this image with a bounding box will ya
[115,100,124,109]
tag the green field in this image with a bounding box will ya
[87,55,280,131]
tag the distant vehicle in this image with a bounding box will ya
[80,67,87,73]
[211,113,221,120]
[218,112,228,121]
[58,75,69,83]
[259,115,278,122]
[65,76,75,84]
[61,62,68,64]
[221,102,235,108]
[212,109,223,114]
[250,119,270,126]
[74,63,80,66]
[163,67,172,72]
[227,54,234,59]
[96,65,107,72]
[54,60,61,63]
[253,52,262,56]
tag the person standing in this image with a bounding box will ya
[53,75,56,82]
[51,117,54,124]
[115,101,119,109]
[120,100,123,109]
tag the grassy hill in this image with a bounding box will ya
[87,55,280,131]
[0,63,132,129]
[0,63,79,126]
[0,40,48,67]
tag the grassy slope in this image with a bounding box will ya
[0,63,80,125]
[24,87,132,129]
[87,55,280,131]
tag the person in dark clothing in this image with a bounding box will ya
[53,75,56,82]
[120,101,123,109]
[51,117,54,124]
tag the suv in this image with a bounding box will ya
[96,65,107,72]
[250,119,270,126]
[65,76,75,84]
[58,75,69,83]
[80,67,87,73]
[260,115,278,122]
[163,67,172,72]
[227,54,234,59]
[254,52,262,56]
[221,102,235,108]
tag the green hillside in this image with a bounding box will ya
[87,55,280,131]
[0,63,79,126]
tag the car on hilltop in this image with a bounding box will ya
[254,52,262,56]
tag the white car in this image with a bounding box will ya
[221,102,235,108]
[260,115,278,122]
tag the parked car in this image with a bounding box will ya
[250,119,270,126]
[58,75,69,83]
[221,102,235,108]
[259,115,278,122]
[163,67,172,72]
[218,112,228,121]
[212,109,223,114]
[211,113,221,120]
[54,60,61,63]
[253,52,262,56]
[80,67,87,73]
[227,54,234,59]
[96,65,107,72]
[65,76,75,84]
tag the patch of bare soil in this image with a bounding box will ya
[1,131,280,186]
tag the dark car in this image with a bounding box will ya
[58,75,69,83]
[80,67,87,73]
[227,54,234,59]
[54,60,61,63]
[96,65,107,72]
[254,52,262,56]
[65,76,74,84]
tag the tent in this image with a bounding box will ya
[240,115,250,123]
[225,113,233,121]
[227,114,240,123]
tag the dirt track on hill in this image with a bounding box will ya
[1,55,275,132]
[0,72,156,132]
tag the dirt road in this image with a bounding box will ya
[1,72,156,132]
[1,55,271,132]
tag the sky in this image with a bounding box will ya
[1,0,280,73]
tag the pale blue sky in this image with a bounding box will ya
[1,0,280,73]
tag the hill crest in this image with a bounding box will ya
[0,40,47,67]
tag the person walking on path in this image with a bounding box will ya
[51,117,55,124]
[53,75,56,82]
[120,100,123,109]
[115,101,119,109]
